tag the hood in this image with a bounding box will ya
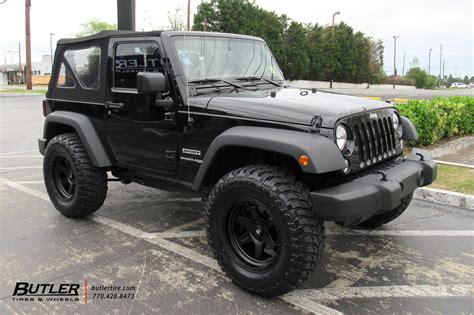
[204,88,394,128]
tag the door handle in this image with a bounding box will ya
[106,102,124,110]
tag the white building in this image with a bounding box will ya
[0,55,53,85]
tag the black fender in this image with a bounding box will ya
[400,116,418,140]
[192,126,346,191]
[41,111,112,167]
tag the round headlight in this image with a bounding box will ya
[392,112,403,137]
[336,125,348,151]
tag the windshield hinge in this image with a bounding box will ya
[311,115,322,133]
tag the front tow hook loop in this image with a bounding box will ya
[377,170,388,181]
[415,152,425,161]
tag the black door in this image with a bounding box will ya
[106,40,178,173]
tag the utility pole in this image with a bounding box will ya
[187,0,191,31]
[203,17,207,32]
[49,33,54,65]
[393,35,399,89]
[330,11,340,89]
[402,52,406,76]
[438,44,442,87]
[18,43,22,84]
[428,48,432,76]
[25,0,32,90]
[443,60,445,83]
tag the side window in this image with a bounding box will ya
[114,42,163,89]
[56,62,75,88]
[63,46,101,89]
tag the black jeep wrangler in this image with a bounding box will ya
[39,30,436,297]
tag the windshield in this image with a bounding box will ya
[172,36,284,83]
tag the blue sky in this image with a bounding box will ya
[1,0,472,78]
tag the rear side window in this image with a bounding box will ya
[62,46,101,89]
[114,42,163,89]
[56,62,75,88]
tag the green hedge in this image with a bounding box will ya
[397,96,474,146]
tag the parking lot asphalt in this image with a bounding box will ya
[317,87,474,101]
[1,95,473,314]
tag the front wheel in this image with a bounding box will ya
[43,133,108,218]
[206,165,325,297]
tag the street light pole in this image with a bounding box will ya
[332,11,340,40]
[187,0,191,31]
[330,11,340,89]
[438,44,443,86]
[428,48,432,76]
[393,35,399,89]
[49,33,55,65]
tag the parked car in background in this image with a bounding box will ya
[450,82,470,88]
[469,82,474,88]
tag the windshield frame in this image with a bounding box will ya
[161,31,285,101]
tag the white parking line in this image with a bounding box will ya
[292,284,473,301]
[1,177,472,315]
[0,166,42,170]
[0,155,41,158]
[0,149,38,156]
[327,229,474,237]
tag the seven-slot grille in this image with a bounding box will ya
[343,110,401,172]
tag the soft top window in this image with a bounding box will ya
[56,62,75,88]
[114,42,163,89]
[63,46,101,89]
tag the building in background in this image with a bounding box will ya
[0,55,52,85]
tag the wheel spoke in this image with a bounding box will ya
[237,232,252,245]
[263,234,277,257]
[249,206,260,220]
[254,241,264,259]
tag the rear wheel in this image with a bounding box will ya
[43,133,108,218]
[206,165,325,297]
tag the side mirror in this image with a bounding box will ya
[137,72,166,95]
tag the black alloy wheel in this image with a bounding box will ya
[225,199,279,270]
[53,156,76,199]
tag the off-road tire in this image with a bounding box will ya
[358,193,413,229]
[43,133,108,218]
[206,165,325,298]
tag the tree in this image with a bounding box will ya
[168,8,186,31]
[463,75,470,84]
[192,0,383,83]
[282,22,308,80]
[76,19,117,37]
[367,38,384,84]
[409,57,420,68]
[406,67,431,89]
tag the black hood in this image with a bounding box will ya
[203,88,394,128]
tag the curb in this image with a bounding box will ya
[430,136,474,158]
[414,187,473,210]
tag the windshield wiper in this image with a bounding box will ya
[235,76,282,87]
[188,78,242,89]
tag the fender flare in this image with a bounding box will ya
[43,111,112,167]
[192,126,346,191]
[400,116,418,140]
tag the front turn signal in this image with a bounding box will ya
[299,154,310,167]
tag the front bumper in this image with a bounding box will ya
[311,149,437,225]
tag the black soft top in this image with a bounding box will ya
[57,30,163,45]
